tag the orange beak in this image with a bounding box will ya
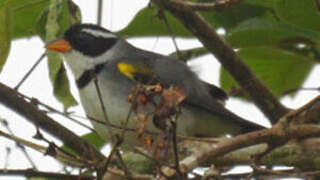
[45,38,72,52]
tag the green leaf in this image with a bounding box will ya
[44,0,80,110]
[275,0,320,32]
[220,47,314,97]
[61,132,106,156]
[118,6,192,37]
[226,18,320,48]
[52,65,77,110]
[0,0,50,39]
[81,132,107,149]
[245,0,276,8]
[0,1,12,72]
[118,1,276,38]
[202,1,276,32]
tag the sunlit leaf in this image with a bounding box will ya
[0,1,12,72]
[275,0,320,32]
[118,6,191,37]
[44,0,81,110]
[220,47,314,97]
[0,0,50,39]
[82,132,107,149]
[226,18,320,48]
[119,1,276,38]
[61,132,106,156]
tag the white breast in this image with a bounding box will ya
[79,74,242,145]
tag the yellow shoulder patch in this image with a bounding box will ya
[117,62,152,81]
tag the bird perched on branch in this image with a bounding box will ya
[45,24,264,146]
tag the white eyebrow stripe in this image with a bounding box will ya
[81,29,117,39]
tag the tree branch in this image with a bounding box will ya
[0,82,105,162]
[0,169,94,180]
[176,124,320,173]
[158,95,320,175]
[153,0,288,123]
[182,138,320,170]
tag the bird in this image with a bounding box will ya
[45,23,264,146]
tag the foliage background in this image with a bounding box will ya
[1,0,320,179]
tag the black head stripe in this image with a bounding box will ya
[65,24,118,57]
[76,64,105,89]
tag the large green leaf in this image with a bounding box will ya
[220,47,314,97]
[226,18,320,48]
[119,1,275,38]
[244,0,276,8]
[275,0,320,32]
[118,6,192,37]
[44,0,80,110]
[0,0,50,39]
[0,1,12,72]
[202,1,276,32]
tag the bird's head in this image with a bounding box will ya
[45,23,119,77]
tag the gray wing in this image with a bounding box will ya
[129,47,264,133]
[151,53,264,133]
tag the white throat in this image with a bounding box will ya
[61,46,117,79]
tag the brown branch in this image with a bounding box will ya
[0,129,88,167]
[167,0,244,11]
[1,119,38,169]
[180,137,320,170]
[221,169,320,179]
[176,124,320,173]
[285,95,320,124]
[0,169,94,180]
[0,82,105,162]
[153,0,288,123]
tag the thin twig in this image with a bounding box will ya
[4,147,10,169]
[0,129,88,167]
[282,87,320,96]
[15,53,45,90]
[17,92,94,131]
[0,119,37,169]
[73,113,160,135]
[115,150,133,180]
[119,91,136,142]
[93,78,114,140]
[0,82,106,161]
[34,129,80,161]
[0,169,94,180]
[171,113,182,176]
[159,10,184,61]
[94,78,129,179]
[97,0,103,25]
[223,169,320,179]
[102,139,120,173]
[114,91,141,179]
[109,0,114,29]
